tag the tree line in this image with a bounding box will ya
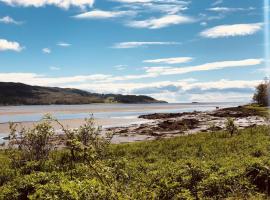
[253,78,270,106]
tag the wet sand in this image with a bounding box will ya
[0,104,187,115]
[0,117,149,133]
[1,103,251,144]
[108,106,269,143]
[1,105,268,145]
[0,103,240,133]
[0,103,241,116]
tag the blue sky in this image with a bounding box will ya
[0,0,268,102]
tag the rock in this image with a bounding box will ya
[155,118,200,132]
[139,111,200,120]
[2,136,10,140]
[211,107,260,118]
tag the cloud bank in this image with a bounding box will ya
[0,57,263,102]
[145,59,263,76]
[0,72,260,102]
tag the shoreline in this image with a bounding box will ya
[1,105,268,145]
[106,105,269,143]
[0,102,244,116]
[0,117,150,133]
[0,102,244,134]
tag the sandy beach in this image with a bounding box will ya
[1,104,268,145]
[0,117,149,133]
[0,104,175,115]
[0,102,241,133]
[107,106,269,143]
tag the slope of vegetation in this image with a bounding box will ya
[0,82,166,105]
[244,104,270,118]
[0,116,269,199]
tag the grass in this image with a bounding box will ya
[108,126,270,199]
[244,104,270,117]
[0,118,269,199]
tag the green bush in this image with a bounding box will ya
[246,161,270,194]
[225,118,238,137]
[0,116,270,199]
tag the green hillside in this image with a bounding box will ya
[0,82,166,105]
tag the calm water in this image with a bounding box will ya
[0,102,244,124]
[0,102,245,144]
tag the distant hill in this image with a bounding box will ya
[0,82,167,105]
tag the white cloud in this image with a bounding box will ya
[113,65,127,70]
[42,48,51,54]
[133,79,259,102]
[0,16,22,25]
[137,2,188,14]
[199,13,225,22]
[57,42,71,47]
[256,66,270,76]
[208,7,255,13]
[0,0,95,9]
[186,79,261,91]
[113,0,189,3]
[113,0,152,2]
[70,0,192,28]
[189,92,252,103]
[0,60,261,86]
[143,57,193,64]
[127,14,194,29]
[144,58,263,75]
[200,23,263,38]
[115,0,190,15]
[8,58,257,87]
[112,41,180,48]
[0,39,23,52]
[49,66,61,71]
[0,73,113,86]
[0,58,262,93]
[212,0,223,6]
[200,22,207,26]
[74,10,136,19]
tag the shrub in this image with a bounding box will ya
[253,79,270,106]
[246,161,270,194]
[225,118,238,137]
[1,115,270,199]
[9,116,55,163]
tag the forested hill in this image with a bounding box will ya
[0,82,167,105]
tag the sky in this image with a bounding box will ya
[0,0,268,102]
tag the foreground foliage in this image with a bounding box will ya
[0,117,269,199]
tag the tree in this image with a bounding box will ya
[253,78,270,106]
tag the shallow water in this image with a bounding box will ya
[0,102,245,144]
[0,102,243,123]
